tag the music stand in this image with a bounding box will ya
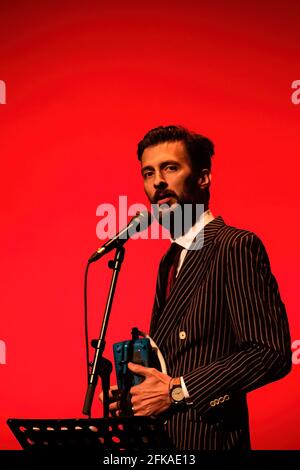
[7,417,173,451]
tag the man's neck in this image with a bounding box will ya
[168,202,209,238]
[171,208,215,248]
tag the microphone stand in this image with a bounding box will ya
[82,244,125,417]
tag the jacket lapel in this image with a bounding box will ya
[150,216,225,346]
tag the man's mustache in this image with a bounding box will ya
[153,190,178,204]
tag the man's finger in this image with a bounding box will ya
[99,384,119,403]
[127,362,153,376]
[109,401,120,412]
[109,385,119,400]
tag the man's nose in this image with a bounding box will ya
[153,171,167,190]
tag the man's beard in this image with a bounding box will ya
[151,176,205,237]
[153,201,204,238]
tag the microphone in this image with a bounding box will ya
[88,210,153,263]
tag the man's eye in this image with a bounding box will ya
[165,165,178,172]
[143,171,153,178]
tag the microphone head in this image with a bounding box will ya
[88,210,153,263]
[133,210,153,231]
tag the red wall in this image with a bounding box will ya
[0,1,299,450]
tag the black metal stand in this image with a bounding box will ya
[82,245,125,417]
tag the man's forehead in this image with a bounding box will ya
[140,140,190,166]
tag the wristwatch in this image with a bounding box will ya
[169,383,185,405]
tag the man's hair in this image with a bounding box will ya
[137,125,214,175]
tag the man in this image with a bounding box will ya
[108,125,292,450]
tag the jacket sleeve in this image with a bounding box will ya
[183,232,292,415]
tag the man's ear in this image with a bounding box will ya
[198,169,211,190]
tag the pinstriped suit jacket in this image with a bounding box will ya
[150,216,291,450]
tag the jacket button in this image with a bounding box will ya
[179,331,186,340]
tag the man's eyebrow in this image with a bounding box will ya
[141,165,154,175]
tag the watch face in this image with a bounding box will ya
[171,386,185,402]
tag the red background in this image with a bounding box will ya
[0,1,299,449]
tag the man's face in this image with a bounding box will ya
[141,140,203,212]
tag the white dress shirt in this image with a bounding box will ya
[172,209,215,276]
[170,209,215,400]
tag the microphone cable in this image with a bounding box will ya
[83,262,91,418]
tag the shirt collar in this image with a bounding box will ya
[171,209,215,250]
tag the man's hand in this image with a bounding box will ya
[99,385,120,416]
[98,384,118,404]
[127,362,174,416]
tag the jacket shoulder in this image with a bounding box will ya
[216,222,265,251]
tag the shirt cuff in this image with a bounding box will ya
[180,376,193,404]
